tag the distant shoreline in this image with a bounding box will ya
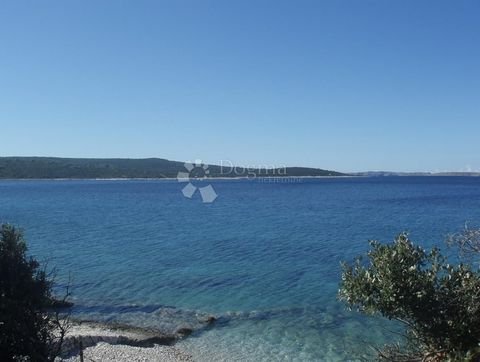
[2,157,479,179]
[1,174,480,181]
[0,176,357,181]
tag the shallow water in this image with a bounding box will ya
[1,177,480,360]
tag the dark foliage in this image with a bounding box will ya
[0,157,345,179]
[0,225,69,361]
[339,233,480,361]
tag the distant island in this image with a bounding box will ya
[0,157,346,179]
[2,157,478,179]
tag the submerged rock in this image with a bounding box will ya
[200,315,217,324]
[175,327,193,337]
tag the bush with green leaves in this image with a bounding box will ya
[339,232,480,361]
[0,224,69,361]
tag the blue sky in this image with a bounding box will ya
[0,1,479,172]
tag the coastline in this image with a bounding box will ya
[60,320,197,361]
[1,175,479,182]
[0,175,358,181]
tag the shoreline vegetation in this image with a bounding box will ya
[0,223,214,361]
[0,157,345,179]
[1,157,479,179]
[339,231,480,360]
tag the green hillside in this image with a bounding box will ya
[0,157,346,179]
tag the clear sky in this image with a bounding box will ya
[0,1,479,172]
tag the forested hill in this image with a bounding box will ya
[0,157,346,179]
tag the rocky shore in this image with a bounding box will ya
[58,320,202,361]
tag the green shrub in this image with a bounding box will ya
[0,224,69,361]
[339,233,480,361]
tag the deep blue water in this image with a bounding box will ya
[1,177,480,360]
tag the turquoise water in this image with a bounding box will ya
[1,177,480,360]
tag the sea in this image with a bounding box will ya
[1,176,480,361]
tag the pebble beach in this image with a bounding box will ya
[59,321,194,362]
